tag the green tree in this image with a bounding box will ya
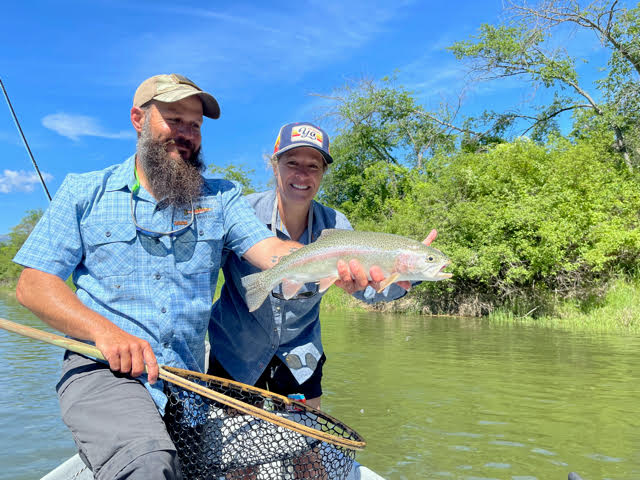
[208,164,258,194]
[317,77,456,216]
[449,0,640,170]
[0,209,43,284]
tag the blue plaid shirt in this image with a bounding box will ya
[14,155,273,412]
[209,189,409,387]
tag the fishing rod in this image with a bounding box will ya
[0,77,52,201]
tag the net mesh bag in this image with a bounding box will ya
[163,368,365,479]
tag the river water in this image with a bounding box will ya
[1,293,639,480]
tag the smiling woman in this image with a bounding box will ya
[272,146,326,235]
[207,121,427,412]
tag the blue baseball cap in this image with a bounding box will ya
[272,122,333,164]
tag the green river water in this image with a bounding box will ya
[1,293,638,480]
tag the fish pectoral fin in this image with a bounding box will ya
[376,273,400,293]
[318,276,339,293]
[281,279,304,300]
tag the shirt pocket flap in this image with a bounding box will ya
[82,222,137,277]
[83,222,137,247]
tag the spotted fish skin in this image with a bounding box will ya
[241,229,452,312]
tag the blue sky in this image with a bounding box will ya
[0,1,614,235]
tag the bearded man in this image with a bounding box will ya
[13,74,383,480]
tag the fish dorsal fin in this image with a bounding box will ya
[317,228,342,240]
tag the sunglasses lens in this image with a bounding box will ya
[131,192,194,237]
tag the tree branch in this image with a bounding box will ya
[507,0,640,76]
[520,104,592,135]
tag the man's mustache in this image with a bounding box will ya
[163,138,195,151]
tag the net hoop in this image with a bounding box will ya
[163,366,366,450]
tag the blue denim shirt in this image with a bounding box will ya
[13,155,273,412]
[209,189,409,386]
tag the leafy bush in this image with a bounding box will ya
[352,133,640,315]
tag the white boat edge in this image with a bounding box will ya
[41,454,387,480]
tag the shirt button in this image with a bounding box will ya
[105,231,111,237]
[161,307,167,313]
[199,230,204,236]
[155,274,161,280]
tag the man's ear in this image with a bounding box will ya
[131,106,146,134]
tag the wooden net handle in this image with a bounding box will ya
[0,317,365,450]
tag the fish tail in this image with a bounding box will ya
[241,271,273,312]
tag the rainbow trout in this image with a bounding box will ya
[241,229,452,312]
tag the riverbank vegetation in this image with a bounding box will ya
[320,276,640,334]
[488,277,640,333]
[1,1,639,331]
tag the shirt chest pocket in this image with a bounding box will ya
[173,221,224,275]
[82,222,137,278]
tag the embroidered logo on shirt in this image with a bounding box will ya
[184,207,212,215]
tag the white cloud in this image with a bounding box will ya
[41,113,135,141]
[0,169,53,194]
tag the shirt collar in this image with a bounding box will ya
[105,154,137,192]
[267,190,316,245]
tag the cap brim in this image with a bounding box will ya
[195,92,221,119]
[276,144,333,164]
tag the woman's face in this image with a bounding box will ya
[273,147,326,205]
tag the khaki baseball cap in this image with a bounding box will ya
[133,73,220,119]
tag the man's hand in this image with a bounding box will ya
[95,327,159,384]
[334,229,438,294]
[335,259,381,294]
[16,268,160,384]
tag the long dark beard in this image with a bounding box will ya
[137,121,205,208]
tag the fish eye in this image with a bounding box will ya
[427,256,434,262]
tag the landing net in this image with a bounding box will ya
[163,367,364,479]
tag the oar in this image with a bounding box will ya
[0,317,364,450]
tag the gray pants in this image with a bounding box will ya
[56,352,182,480]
